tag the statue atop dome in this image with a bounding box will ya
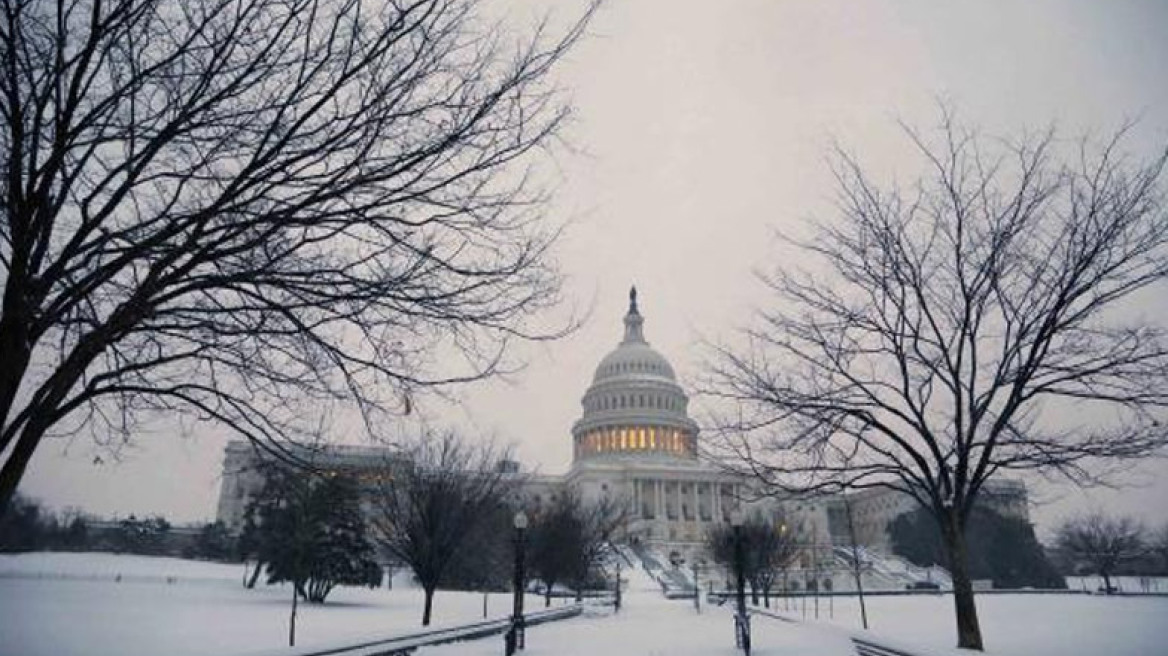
[623,285,645,344]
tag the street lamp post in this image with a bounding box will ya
[614,561,622,613]
[731,511,751,655]
[778,523,789,612]
[506,511,528,656]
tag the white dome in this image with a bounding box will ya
[593,342,676,383]
[572,287,698,462]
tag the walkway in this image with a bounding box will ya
[419,564,858,656]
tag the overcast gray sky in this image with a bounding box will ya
[19,0,1168,536]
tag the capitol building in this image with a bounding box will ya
[549,287,781,557]
[216,287,1026,566]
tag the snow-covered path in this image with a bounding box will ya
[420,563,858,656]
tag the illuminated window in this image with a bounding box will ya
[649,428,656,449]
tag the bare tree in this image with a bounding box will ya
[1055,512,1145,594]
[369,432,514,626]
[706,513,799,608]
[706,112,1168,649]
[841,495,869,629]
[527,489,626,605]
[0,0,596,513]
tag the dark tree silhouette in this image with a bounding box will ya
[190,520,237,561]
[1055,512,1145,594]
[248,469,381,604]
[0,494,50,551]
[1153,524,1168,574]
[707,113,1168,649]
[706,514,799,607]
[0,0,596,515]
[0,495,90,551]
[891,506,1064,590]
[369,432,514,626]
[441,495,513,592]
[528,489,625,605]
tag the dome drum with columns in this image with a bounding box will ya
[571,288,700,461]
[562,287,758,557]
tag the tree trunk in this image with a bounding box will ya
[942,517,984,651]
[422,586,435,626]
[289,580,299,647]
[1101,571,1113,594]
[308,579,332,603]
[0,308,34,481]
[0,425,44,517]
[246,561,263,589]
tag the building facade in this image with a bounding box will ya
[825,479,1031,554]
[558,288,763,561]
[215,288,1027,566]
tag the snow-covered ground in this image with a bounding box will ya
[0,552,544,656]
[766,592,1168,656]
[421,555,862,656]
[3,552,1167,656]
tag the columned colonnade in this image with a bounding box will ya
[632,478,739,523]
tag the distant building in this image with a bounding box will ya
[556,288,805,562]
[826,479,1030,554]
[215,287,1025,567]
[216,289,790,563]
[215,441,407,530]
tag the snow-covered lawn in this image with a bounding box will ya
[3,553,1167,656]
[769,592,1168,656]
[0,552,540,656]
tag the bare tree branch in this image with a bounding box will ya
[0,0,598,511]
[703,110,1168,650]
